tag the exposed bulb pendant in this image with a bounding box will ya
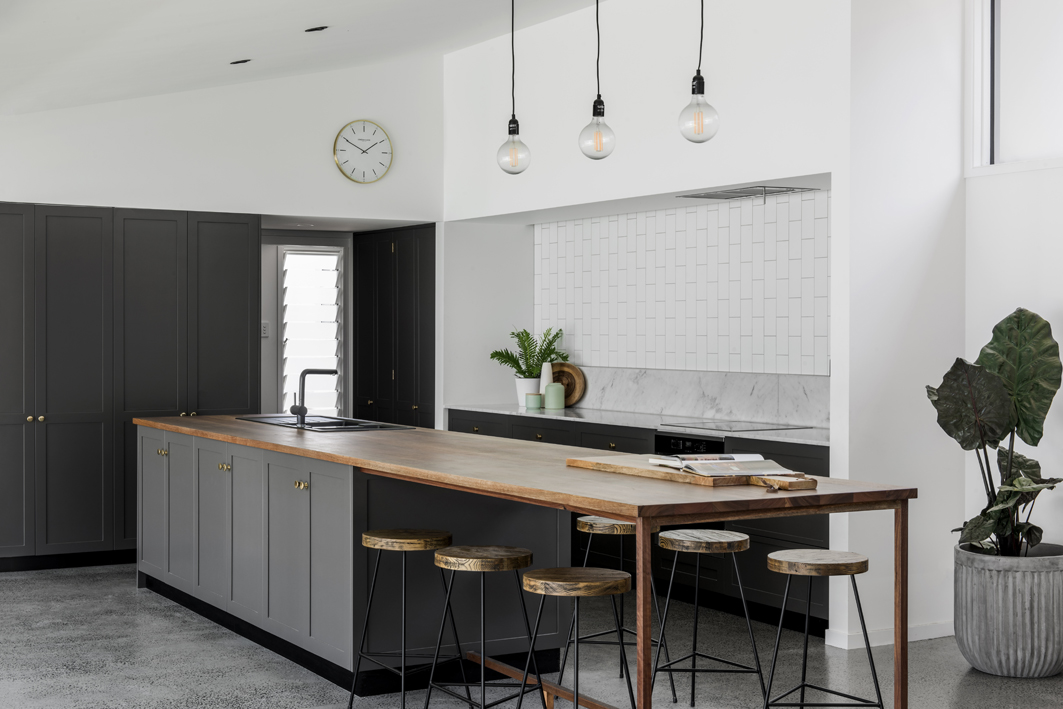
[579,0,614,159]
[497,0,530,174]
[679,0,719,143]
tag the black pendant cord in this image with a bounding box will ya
[698,0,704,72]
[511,0,516,117]
[595,0,601,96]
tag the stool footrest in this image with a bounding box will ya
[466,651,623,709]
[656,650,759,674]
[429,681,543,709]
[767,681,882,708]
[358,652,462,676]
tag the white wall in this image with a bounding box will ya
[441,220,535,418]
[839,0,966,648]
[966,165,1063,543]
[442,0,851,221]
[0,53,443,222]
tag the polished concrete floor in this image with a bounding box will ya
[1,565,1062,708]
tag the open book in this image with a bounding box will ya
[649,453,796,478]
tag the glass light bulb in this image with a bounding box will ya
[497,134,531,174]
[579,116,615,159]
[678,93,719,143]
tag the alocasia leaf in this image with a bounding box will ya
[977,308,1062,446]
[958,514,997,544]
[927,358,1013,450]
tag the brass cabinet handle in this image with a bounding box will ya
[609,442,617,450]
[37,416,44,422]
[302,481,309,490]
[26,416,33,422]
[412,405,419,410]
[227,464,232,471]
[161,449,168,456]
[180,412,187,417]
[218,463,224,471]
[190,412,197,416]
[158,449,163,456]
[473,426,480,433]
[367,400,374,405]
[294,480,299,489]
[536,433,543,441]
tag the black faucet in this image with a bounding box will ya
[290,368,338,427]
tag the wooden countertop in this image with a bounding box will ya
[134,416,915,520]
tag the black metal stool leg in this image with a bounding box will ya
[732,553,765,699]
[348,549,382,709]
[559,533,594,685]
[401,551,408,709]
[516,596,547,709]
[573,597,580,709]
[651,551,681,693]
[799,576,812,706]
[423,570,457,709]
[853,576,884,708]
[650,571,679,703]
[480,571,487,709]
[689,551,700,707]
[439,568,473,701]
[611,595,637,709]
[512,571,548,709]
[762,575,791,709]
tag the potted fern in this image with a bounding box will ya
[926,308,1063,677]
[490,328,569,406]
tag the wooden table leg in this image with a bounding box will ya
[894,501,909,709]
[635,518,653,709]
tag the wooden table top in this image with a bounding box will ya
[134,416,916,520]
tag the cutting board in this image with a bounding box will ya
[566,454,818,490]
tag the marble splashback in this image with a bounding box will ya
[571,366,829,428]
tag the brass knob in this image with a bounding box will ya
[26,416,32,422]
[157,449,163,456]
[226,464,232,471]
[294,480,299,489]
[609,442,617,450]
[473,426,480,433]
[218,463,224,471]
[536,433,543,441]
[180,412,187,417]
[162,450,168,456]
[412,405,419,410]
[367,400,374,405]
[190,412,197,416]
[37,416,44,422]
[302,481,309,490]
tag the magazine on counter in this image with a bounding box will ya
[649,453,794,478]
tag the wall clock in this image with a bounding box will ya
[333,120,392,183]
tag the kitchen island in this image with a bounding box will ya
[135,415,917,709]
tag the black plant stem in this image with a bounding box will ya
[974,446,993,506]
[1005,430,1016,483]
[981,445,998,500]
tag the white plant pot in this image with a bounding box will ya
[539,362,553,395]
[515,378,540,406]
[955,543,1063,677]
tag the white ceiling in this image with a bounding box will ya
[0,0,592,116]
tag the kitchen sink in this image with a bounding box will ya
[235,414,413,432]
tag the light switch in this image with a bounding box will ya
[261,321,269,338]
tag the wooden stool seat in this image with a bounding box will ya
[362,528,453,552]
[767,549,869,577]
[658,529,750,554]
[523,567,631,597]
[434,545,533,572]
[575,515,636,535]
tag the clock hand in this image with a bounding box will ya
[342,136,369,154]
[365,140,385,152]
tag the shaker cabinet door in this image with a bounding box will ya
[193,437,230,609]
[0,203,34,558]
[229,444,266,624]
[138,430,167,577]
[265,454,311,645]
[164,432,195,594]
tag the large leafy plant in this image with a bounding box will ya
[927,308,1063,556]
[490,328,570,379]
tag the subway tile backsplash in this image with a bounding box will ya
[534,191,831,375]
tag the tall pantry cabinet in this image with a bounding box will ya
[0,202,260,561]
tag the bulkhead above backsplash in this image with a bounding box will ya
[534,190,831,377]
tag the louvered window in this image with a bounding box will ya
[280,248,344,416]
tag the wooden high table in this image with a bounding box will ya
[134,417,918,709]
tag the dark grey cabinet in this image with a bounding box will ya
[138,430,194,594]
[194,437,230,608]
[0,204,34,558]
[229,444,267,625]
[355,226,434,428]
[115,209,260,553]
[164,433,195,594]
[34,205,115,555]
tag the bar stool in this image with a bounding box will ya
[654,530,765,706]
[518,568,636,709]
[563,516,678,702]
[762,550,883,709]
[424,545,546,709]
[350,529,469,709]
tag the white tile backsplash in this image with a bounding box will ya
[534,191,831,375]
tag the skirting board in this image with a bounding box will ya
[825,621,955,650]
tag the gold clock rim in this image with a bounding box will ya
[333,119,393,184]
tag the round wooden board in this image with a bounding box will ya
[551,362,586,407]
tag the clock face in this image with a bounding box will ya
[333,120,392,183]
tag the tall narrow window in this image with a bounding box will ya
[280,247,344,416]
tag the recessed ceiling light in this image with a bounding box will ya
[230,59,251,65]
[305,26,328,32]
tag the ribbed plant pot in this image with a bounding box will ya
[955,543,1063,677]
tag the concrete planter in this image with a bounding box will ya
[955,543,1063,677]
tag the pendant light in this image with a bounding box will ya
[578,0,615,159]
[678,0,719,143]
[497,0,531,174]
